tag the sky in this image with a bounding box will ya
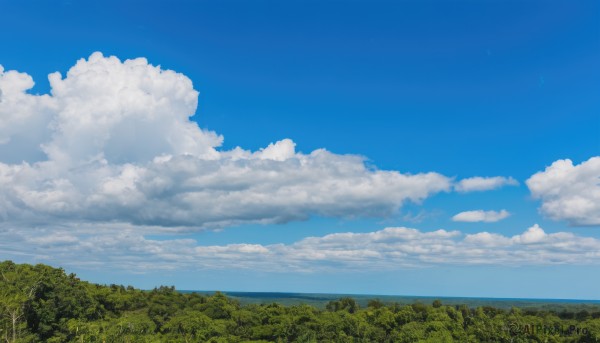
[0,0,599,299]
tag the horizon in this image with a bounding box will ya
[0,0,599,300]
[180,290,600,303]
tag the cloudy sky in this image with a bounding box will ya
[0,0,599,299]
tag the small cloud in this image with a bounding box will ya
[512,224,546,244]
[455,176,519,193]
[452,209,510,223]
[401,210,440,224]
[526,157,600,226]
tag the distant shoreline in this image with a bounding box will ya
[179,290,600,310]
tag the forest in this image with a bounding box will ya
[1,261,599,342]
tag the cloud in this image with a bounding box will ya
[5,53,592,274]
[526,157,600,226]
[452,209,510,223]
[511,224,546,244]
[3,224,600,272]
[455,176,519,193]
[0,52,452,230]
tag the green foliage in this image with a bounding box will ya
[1,261,599,342]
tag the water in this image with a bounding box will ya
[179,290,600,310]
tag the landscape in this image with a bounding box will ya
[1,1,599,342]
[2,261,600,342]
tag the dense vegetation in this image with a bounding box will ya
[1,261,599,342]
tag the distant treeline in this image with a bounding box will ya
[1,261,599,342]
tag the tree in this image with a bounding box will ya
[0,261,40,343]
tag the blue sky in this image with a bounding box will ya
[0,0,599,299]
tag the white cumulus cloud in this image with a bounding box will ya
[0,52,452,230]
[527,157,600,226]
[2,224,599,272]
[452,209,510,223]
[455,176,519,193]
